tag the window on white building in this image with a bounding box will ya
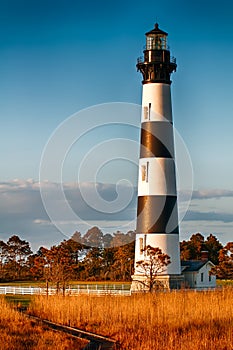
[209,274,211,282]
[201,273,204,282]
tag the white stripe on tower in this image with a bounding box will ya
[132,23,182,285]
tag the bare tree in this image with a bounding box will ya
[136,245,171,292]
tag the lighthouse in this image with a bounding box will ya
[131,23,183,290]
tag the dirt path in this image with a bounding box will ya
[26,314,120,350]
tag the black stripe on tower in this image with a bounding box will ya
[140,121,174,158]
[136,195,179,233]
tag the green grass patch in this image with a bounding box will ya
[5,295,33,308]
[217,279,233,287]
[0,280,131,287]
[0,281,44,287]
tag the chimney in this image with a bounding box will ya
[201,251,209,261]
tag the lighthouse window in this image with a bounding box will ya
[148,103,151,119]
[146,161,149,182]
[141,162,149,182]
[143,106,148,120]
[144,234,147,255]
[146,36,154,50]
[143,104,151,120]
[139,238,143,254]
[141,165,146,181]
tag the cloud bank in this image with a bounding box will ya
[0,179,232,249]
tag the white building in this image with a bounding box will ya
[181,260,216,289]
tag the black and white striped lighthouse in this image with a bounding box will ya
[131,23,183,290]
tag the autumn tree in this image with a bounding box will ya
[180,233,223,264]
[5,235,32,280]
[103,233,113,248]
[101,247,115,280]
[28,254,45,280]
[211,242,233,279]
[0,241,8,280]
[82,247,103,280]
[205,234,223,265]
[111,240,135,281]
[60,239,84,264]
[27,247,49,281]
[38,245,75,294]
[136,245,171,292]
[189,233,205,259]
[71,231,82,244]
[82,226,103,247]
[180,233,204,260]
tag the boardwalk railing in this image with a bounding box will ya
[0,285,131,296]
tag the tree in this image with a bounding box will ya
[27,252,46,281]
[111,240,135,281]
[103,233,113,248]
[180,233,205,261]
[60,239,84,264]
[83,227,103,247]
[5,235,32,280]
[180,233,223,264]
[211,242,233,279]
[136,245,171,292]
[71,231,82,244]
[101,247,115,280]
[36,245,75,294]
[205,234,223,265]
[0,241,8,280]
[82,247,103,280]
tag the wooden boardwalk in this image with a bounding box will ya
[27,314,120,350]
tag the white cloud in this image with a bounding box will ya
[180,189,233,201]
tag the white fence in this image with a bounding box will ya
[0,285,131,296]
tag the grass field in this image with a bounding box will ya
[0,297,87,350]
[28,287,233,350]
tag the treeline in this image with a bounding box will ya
[0,229,232,285]
[0,227,135,285]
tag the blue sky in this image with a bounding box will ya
[1,0,233,250]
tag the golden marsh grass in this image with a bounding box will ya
[29,288,233,350]
[0,297,87,350]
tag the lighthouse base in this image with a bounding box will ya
[130,274,184,292]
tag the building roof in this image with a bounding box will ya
[181,260,214,272]
[145,23,168,36]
